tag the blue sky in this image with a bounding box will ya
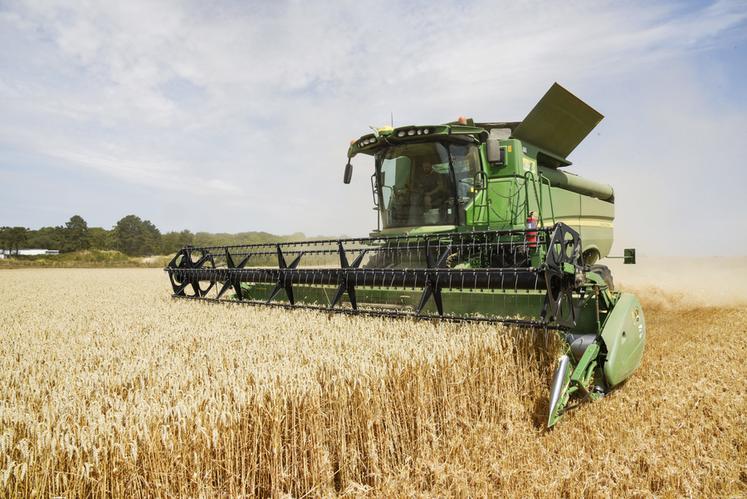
[1,0,746,255]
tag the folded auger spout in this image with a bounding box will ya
[165,223,645,427]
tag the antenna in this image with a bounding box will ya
[390,112,393,127]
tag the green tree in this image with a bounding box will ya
[0,227,9,253]
[161,230,194,254]
[113,215,162,256]
[1,226,29,254]
[26,226,65,249]
[89,227,114,250]
[63,215,90,252]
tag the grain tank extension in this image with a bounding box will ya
[165,83,646,427]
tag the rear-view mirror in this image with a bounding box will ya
[624,248,636,265]
[343,162,353,184]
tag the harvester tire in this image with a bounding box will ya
[589,264,614,291]
[582,250,600,265]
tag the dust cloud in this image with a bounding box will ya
[603,256,747,308]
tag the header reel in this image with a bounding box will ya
[166,223,585,328]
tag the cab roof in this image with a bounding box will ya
[348,83,603,167]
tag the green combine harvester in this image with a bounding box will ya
[166,83,646,427]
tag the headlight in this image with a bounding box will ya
[397,131,406,138]
[407,129,416,136]
[423,128,430,135]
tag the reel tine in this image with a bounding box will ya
[174,281,190,296]
[285,283,295,305]
[267,282,283,303]
[289,253,303,269]
[195,253,211,268]
[237,254,252,268]
[415,286,433,316]
[216,280,232,300]
[329,285,346,309]
[347,285,358,310]
[350,250,367,268]
[202,281,216,296]
[431,285,444,316]
[234,278,244,301]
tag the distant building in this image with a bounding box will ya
[0,249,60,257]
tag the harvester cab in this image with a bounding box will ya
[346,83,615,265]
[166,83,646,427]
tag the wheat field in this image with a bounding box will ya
[1,266,745,497]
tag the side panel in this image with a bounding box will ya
[580,196,614,259]
[534,163,614,259]
[467,139,526,230]
[466,139,615,253]
[601,293,646,387]
[480,178,525,228]
[542,187,580,233]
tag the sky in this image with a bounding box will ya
[1,0,746,255]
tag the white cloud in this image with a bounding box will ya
[0,0,746,252]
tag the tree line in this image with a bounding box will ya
[0,215,309,257]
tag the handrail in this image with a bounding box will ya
[524,171,543,227]
[521,171,557,228]
[470,171,490,227]
[539,173,557,225]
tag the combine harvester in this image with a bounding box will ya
[166,83,645,426]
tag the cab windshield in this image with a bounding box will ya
[376,141,481,228]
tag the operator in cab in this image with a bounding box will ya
[417,159,450,211]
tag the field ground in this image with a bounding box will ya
[1,260,746,497]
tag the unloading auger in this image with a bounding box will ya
[165,83,646,427]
